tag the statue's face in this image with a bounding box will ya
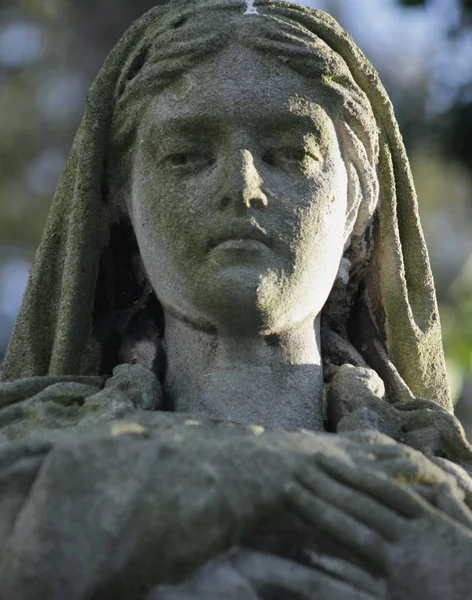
[130,43,348,334]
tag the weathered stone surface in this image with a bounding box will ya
[105,363,164,411]
[329,365,472,471]
[1,417,472,599]
[0,364,164,443]
[0,1,469,598]
[147,548,387,599]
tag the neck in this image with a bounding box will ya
[163,313,325,431]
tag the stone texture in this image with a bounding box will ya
[0,1,469,598]
[1,414,472,598]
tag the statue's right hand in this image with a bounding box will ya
[0,418,426,600]
[0,420,341,600]
[0,364,162,442]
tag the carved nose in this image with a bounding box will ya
[219,149,268,211]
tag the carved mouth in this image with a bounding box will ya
[209,227,273,250]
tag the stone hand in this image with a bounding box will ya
[0,421,379,600]
[285,450,472,600]
[1,417,464,600]
[0,364,162,442]
[361,436,472,522]
[328,364,472,469]
[393,397,472,467]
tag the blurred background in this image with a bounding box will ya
[1,0,472,430]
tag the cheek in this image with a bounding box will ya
[132,157,178,238]
[298,200,346,269]
[298,169,347,242]
[292,164,348,283]
[130,165,209,283]
[129,166,175,273]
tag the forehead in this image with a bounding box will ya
[143,44,333,136]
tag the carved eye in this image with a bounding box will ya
[283,148,320,163]
[284,148,307,161]
[168,153,193,166]
[165,153,215,170]
[262,148,319,167]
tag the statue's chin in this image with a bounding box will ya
[183,262,316,335]
[199,272,270,333]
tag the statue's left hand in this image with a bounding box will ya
[328,364,472,471]
[0,364,163,442]
[285,450,472,600]
[392,397,472,467]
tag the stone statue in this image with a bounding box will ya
[1,1,472,598]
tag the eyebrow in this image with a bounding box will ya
[149,109,327,138]
[257,113,326,138]
[151,113,214,134]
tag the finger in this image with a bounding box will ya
[0,403,28,428]
[296,463,404,541]
[401,409,465,440]
[336,434,413,464]
[35,382,100,407]
[408,484,437,503]
[232,549,384,599]
[315,454,429,519]
[403,428,442,456]
[401,411,472,462]
[400,409,441,432]
[372,457,446,486]
[393,398,441,412]
[304,550,387,596]
[434,485,472,530]
[284,481,389,575]
[340,430,402,449]
[363,443,416,461]
[395,478,472,530]
[410,482,472,530]
[430,456,472,508]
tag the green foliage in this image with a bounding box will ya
[442,263,472,376]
